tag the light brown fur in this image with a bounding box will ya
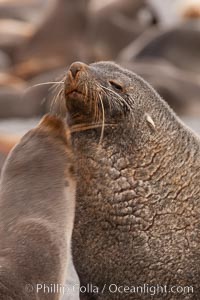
[0,114,76,300]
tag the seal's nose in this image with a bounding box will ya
[69,62,87,79]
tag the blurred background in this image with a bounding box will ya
[0,0,200,171]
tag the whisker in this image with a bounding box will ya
[70,123,116,133]
[99,84,133,113]
[89,86,92,112]
[92,89,97,113]
[49,75,65,92]
[98,93,105,145]
[23,81,64,94]
[50,90,58,111]
[96,83,112,112]
[84,82,88,104]
[50,82,63,95]
[94,91,98,122]
[50,88,63,114]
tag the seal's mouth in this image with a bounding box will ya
[66,89,84,101]
[67,90,81,96]
[66,86,83,96]
[64,62,96,124]
[65,85,90,116]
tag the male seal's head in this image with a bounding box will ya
[64,61,135,126]
[63,61,179,147]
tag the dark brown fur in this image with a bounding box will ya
[63,61,200,300]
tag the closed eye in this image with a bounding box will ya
[109,80,123,92]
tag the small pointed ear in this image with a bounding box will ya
[145,113,156,131]
[0,134,21,155]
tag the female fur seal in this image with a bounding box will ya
[0,113,76,299]
[63,61,200,299]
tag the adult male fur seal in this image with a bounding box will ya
[0,113,76,299]
[63,61,200,299]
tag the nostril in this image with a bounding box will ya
[69,62,86,79]
[70,64,81,79]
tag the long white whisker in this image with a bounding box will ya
[98,93,105,145]
[99,84,133,113]
[50,89,64,114]
[23,81,64,94]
